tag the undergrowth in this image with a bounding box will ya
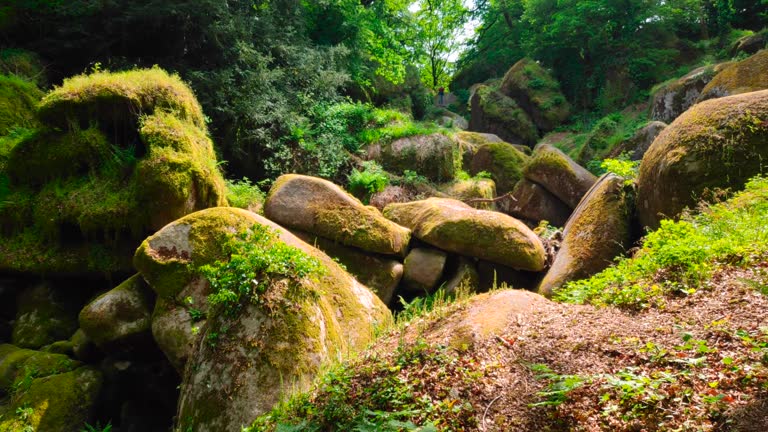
[555,175,768,308]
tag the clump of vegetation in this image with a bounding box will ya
[247,339,480,432]
[555,175,768,308]
[225,177,265,212]
[348,161,389,204]
[591,155,639,185]
[198,224,325,319]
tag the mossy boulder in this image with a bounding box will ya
[11,283,81,349]
[469,141,530,194]
[78,274,154,352]
[698,50,768,102]
[0,74,41,136]
[538,174,634,297]
[402,248,448,294]
[384,198,546,271]
[455,131,530,173]
[0,345,79,393]
[637,90,768,230]
[292,230,404,306]
[499,58,571,132]
[0,68,227,277]
[442,257,479,295]
[649,63,730,123]
[501,179,571,227]
[0,365,102,432]
[365,133,455,182]
[264,174,411,256]
[469,85,539,145]
[133,207,391,429]
[440,178,496,210]
[607,121,667,161]
[524,144,597,209]
[729,33,766,57]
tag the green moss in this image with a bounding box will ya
[700,49,768,100]
[524,144,597,209]
[314,205,412,256]
[0,49,45,86]
[500,58,571,130]
[38,67,205,129]
[0,74,42,136]
[11,284,80,350]
[475,85,539,145]
[440,178,496,210]
[470,142,529,194]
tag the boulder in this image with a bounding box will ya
[369,185,419,211]
[500,179,571,227]
[264,175,411,256]
[442,257,480,295]
[455,131,529,173]
[384,198,546,271]
[650,62,731,123]
[538,174,634,297]
[698,50,768,102]
[477,261,543,291]
[637,90,768,229]
[499,58,571,132]
[133,207,391,430]
[730,33,766,57]
[78,274,154,352]
[524,144,597,209]
[469,85,539,145]
[607,121,667,161]
[469,142,530,194]
[365,133,455,182]
[12,282,81,349]
[440,178,496,210]
[0,68,227,277]
[402,248,448,294]
[0,74,42,138]
[292,231,404,305]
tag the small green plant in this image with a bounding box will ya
[347,161,389,203]
[401,170,428,187]
[529,364,590,407]
[589,154,639,184]
[81,421,112,432]
[225,177,265,211]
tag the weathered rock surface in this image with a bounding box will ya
[698,50,768,102]
[501,179,571,227]
[469,141,530,194]
[524,144,597,209]
[292,230,404,305]
[637,90,768,229]
[402,248,448,294]
[650,62,731,123]
[264,174,411,256]
[366,133,455,182]
[384,198,546,271]
[442,257,480,295]
[78,274,154,352]
[499,58,571,132]
[12,282,80,349]
[538,174,634,296]
[455,131,529,173]
[607,121,667,161]
[134,207,391,430]
[469,85,539,145]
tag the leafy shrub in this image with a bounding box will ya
[225,177,265,212]
[400,170,428,187]
[555,175,768,309]
[347,161,389,203]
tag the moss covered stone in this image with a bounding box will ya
[469,85,539,145]
[607,121,667,161]
[440,178,496,210]
[0,74,41,137]
[499,58,571,132]
[11,283,80,350]
[538,174,634,297]
[402,247,447,294]
[469,141,530,194]
[133,207,391,430]
[78,274,154,351]
[524,144,597,209]
[264,174,411,256]
[649,63,731,123]
[501,179,571,227]
[384,198,546,271]
[37,67,205,129]
[0,68,227,277]
[0,366,102,432]
[698,50,768,102]
[292,230,404,306]
[365,133,455,182]
[637,90,768,230]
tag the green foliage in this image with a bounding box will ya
[198,224,324,319]
[348,161,389,204]
[555,175,768,309]
[80,422,112,432]
[589,155,640,185]
[529,363,590,407]
[246,339,478,431]
[399,170,429,188]
[226,177,265,211]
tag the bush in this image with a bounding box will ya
[347,161,389,203]
[226,177,265,212]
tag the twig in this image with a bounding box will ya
[494,334,514,349]
[481,395,504,431]
[466,191,517,205]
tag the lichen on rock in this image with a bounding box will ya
[524,143,597,209]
